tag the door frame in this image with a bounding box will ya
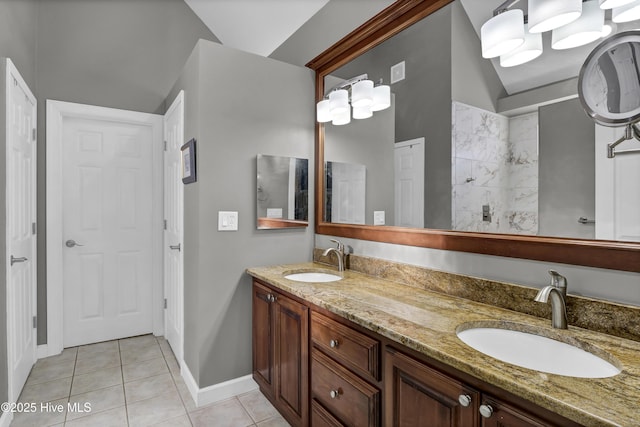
[46,100,164,356]
[5,58,37,402]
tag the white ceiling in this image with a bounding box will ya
[183,0,330,57]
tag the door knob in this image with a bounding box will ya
[169,244,181,251]
[65,239,84,248]
[10,255,28,266]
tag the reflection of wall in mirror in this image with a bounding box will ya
[452,102,539,235]
[257,155,308,221]
[324,85,395,226]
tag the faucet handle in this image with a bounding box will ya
[329,239,344,252]
[548,270,567,294]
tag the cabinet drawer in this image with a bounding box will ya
[311,311,380,381]
[312,350,380,427]
[312,400,344,427]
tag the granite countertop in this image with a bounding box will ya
[247,262,640,427]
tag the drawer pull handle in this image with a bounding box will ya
[329,339,339,348]
[479,404,494,418]
[329,389,341,399]
[458,394,472,407]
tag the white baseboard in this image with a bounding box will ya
[0,409,13,427]
[181,362,258,408]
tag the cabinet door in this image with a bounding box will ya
[252,282,275,395]
[385,348,479,427]
[275,292,309,425]
[480,396,549,427]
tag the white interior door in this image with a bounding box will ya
[5,59,37,401]
[54,104,162,348]
[163,91,184,363]
[394,138,425,228]
[595,125,640,241]
[330,162,366,224]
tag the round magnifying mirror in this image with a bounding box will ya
[579,30,640,127]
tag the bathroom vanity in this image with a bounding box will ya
[247,262,640,427]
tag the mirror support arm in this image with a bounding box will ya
[607,123,640,158]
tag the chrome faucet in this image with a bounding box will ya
[322,239,346,272]
[534,270,568,329]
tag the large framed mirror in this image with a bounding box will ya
[307,0,640,272]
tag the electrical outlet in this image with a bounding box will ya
[218,211,238,231]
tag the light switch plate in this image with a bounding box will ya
[374,211,386,225]
[218,211,238,231]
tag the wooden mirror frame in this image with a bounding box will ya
[306,0,640,273]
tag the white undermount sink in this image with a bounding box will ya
[457,325,621,378]
[284,271,342,283]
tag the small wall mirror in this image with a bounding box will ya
[256,154,309,229]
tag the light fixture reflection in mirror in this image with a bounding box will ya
[256,154,309,230]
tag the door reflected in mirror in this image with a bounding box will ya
[256,154,308,230]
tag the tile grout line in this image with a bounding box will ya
[161,337,195,426]
[117,339,132,427]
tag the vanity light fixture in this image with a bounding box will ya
[316,74,390,125]
[599,0,636,8]
[602,20,617,36]
[612,0,640,22]
[529,0,583,33]
[552,0,604,49]
[500,26,543,67]
[481,8,525,58]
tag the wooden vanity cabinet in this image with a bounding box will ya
[385,347,479,426]
[252,281,309,427]
[478,395,550,427]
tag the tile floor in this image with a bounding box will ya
[11,335,290,427]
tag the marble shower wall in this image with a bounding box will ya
[451,102,538,234]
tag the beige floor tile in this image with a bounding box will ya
[189,397,254,427]
[124,372,176,404]
[256,415,291,427]
[10,397,68,427]
[122,356,168,383]
[26,359,75,385]
[119,334,158,353]
[174,375,197,413]
[77,341,119,358]
[166,353,180,374]
[150,413,193,426]
[18,376,72,404]
[74,350,121,375]
[64,405,128,427]
[238,389,279,423]
[34,348,77,370]
[71,366,123,396]
[121,343,163,365]
[127,389,186,427]
[67,384,125,421]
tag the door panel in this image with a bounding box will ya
[394,138,424,228]
[63,116,154,347]
[164,91,185,362]
[6,59,37,401]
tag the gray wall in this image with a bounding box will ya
[539,98,595,239]
[0,0,38,408]
[451,1,506,113]
[166,40,315,388]
[0,0,37,89]
[34,0,218,343]
[331,5,453,229]
[324,96,395,225]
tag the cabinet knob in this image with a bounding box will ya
[479,404,494,418]
[458,394,472,407]
[329,389,340,399]
[268,294,277,303]
[329,339,339,348]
